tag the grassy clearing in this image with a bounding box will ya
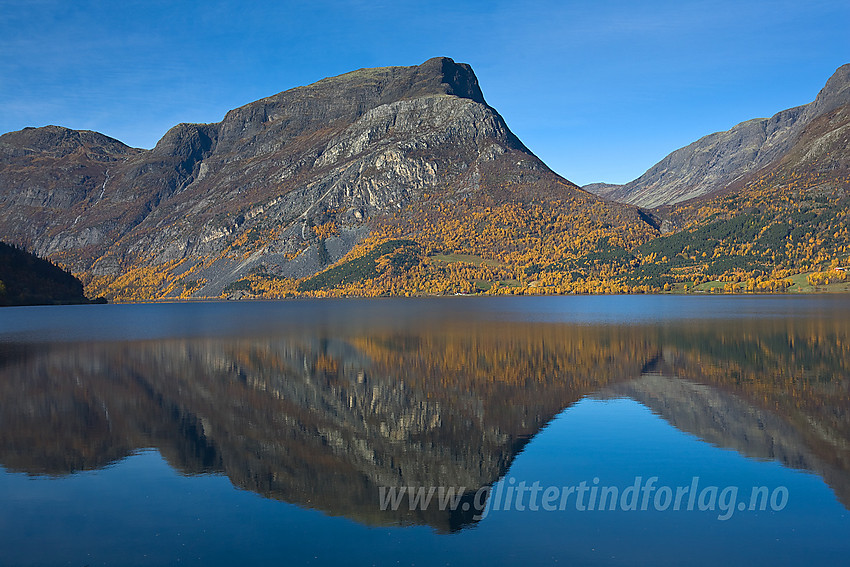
[694,280,726,291]
[787,271,850,293]
[472,279,522,291]
[684,272,850,294]
[430,253,504,267]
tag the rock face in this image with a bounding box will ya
[0,57,568,296]
[593,63,850,207]
[775,102,850,174]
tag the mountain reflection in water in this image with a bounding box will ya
[1,303,848,534]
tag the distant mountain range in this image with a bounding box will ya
[587,64,850,207]
[1,58,848,299]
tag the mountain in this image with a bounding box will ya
[0,241,97,306]
[615,77,850,291]
[592,63,850,208]
[10,58,846,299]
[0,57,654,300]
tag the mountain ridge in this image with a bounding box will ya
[591,63,850,207]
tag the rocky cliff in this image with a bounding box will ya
[592,63,850,207]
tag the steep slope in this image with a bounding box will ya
[0,57,655,300]
[772,102,850,174]
[594,63,850,207]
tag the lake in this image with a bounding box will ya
[1,296,849,566]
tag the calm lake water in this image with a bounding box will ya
[1,296,849,566]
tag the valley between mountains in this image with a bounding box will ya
[1,57,849,302]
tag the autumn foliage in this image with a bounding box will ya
[82,164,850,301]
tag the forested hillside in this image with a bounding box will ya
[0,242,98,306]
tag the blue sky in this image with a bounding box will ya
[1,0,847,185]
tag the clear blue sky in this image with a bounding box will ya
[1,0,848,185]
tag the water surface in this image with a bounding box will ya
[1,296,848,565]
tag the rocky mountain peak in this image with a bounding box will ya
[313,56,485,105]
[213,57,488,152]
[401,56,486,104]
[808,63,850,119]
